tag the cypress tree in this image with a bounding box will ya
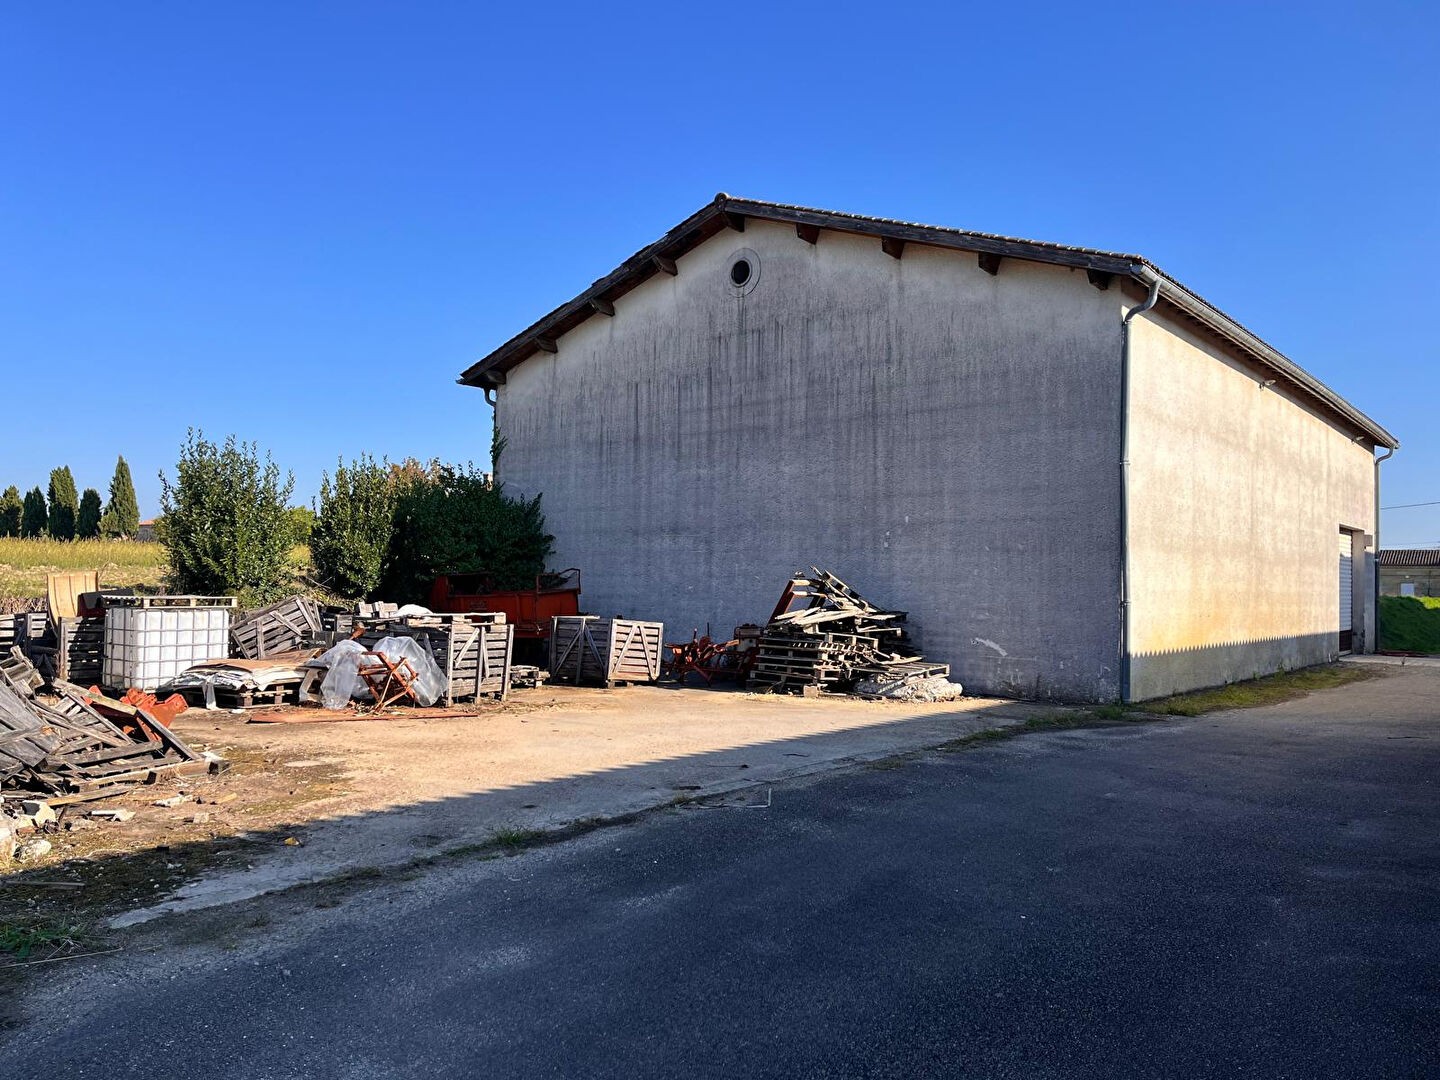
[21,487,47,538]
[77,488,103,539]
[103,455,141,538]
[0,486,20,537]
[47,466,79,540]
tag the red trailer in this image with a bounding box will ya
[427,568,582,640]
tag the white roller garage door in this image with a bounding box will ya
[1338,530,1353,650]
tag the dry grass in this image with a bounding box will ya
[0,538,167,600]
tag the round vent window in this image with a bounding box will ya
[726,247,760,297]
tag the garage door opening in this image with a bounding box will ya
[1338,529,1354,653]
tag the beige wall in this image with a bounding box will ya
[1126,299,1376,700]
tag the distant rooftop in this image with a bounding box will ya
[1378,549,1440,567]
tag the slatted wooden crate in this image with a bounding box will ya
[56,616,106,686]
[232,594,324,658]
[354,613,514,704]
[549,616,664,687]
[0,615,21,656]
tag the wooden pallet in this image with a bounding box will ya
[231,595,324,659]
[103,595,237,609]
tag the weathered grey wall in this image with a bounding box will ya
[497,220,1124,700]
[1126,300,1377,700]
[1380,566,1439,597]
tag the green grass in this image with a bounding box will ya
[0,918,85,961]
[1379,595,1440,654]
[0,537,166,600]
[1144,663,1376,716]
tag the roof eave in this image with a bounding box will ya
[1147,274,1398,449]
[459,195,1398,451]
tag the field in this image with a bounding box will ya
[0,537,168,600]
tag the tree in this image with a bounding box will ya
[381,462,553,604]
[310,455,396,600]
[77,488,103,539]
[47,466,78,540]
[159,431,296,605]
[0,486,20,537]
[102,455,141,538]
[21,487,47,538]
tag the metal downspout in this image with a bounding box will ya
[1120,271,1161,703]
[1373,445,1395,651]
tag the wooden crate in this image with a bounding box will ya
[0,615,20,656]
[56,616,105,686]
[549,616,663,687]
[354,614,513,704]
[232,595,324,658]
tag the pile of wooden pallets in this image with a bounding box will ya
[549,616,664,687]
[747,569,950,695]
[231,594,324,659]
[0,650,215,802]
[350,613,514,704]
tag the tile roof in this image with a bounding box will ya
[1378,549,1440,567]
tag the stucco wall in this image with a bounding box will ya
[497,220,1125,700]
[1126,302,1376,700]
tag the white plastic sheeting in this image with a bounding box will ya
[316,636,446,710]
[318,640,370,710]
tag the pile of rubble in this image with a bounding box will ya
[747,569,957,697]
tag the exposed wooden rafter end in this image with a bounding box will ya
[654,255,678,276]
[881,237,905,260]
[1087,269,1113,291]
[796,223,820,245]
[591,297,616,317]
[723,211,746,232]
[535,338,558,354]
[978,252,1002,276]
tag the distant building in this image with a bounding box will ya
[1379,549,1440,597]
[461,196,1397,702]
[135,519,157,542]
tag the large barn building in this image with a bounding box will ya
[461,196,1397,702]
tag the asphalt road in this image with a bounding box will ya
[14,666,1440,1079]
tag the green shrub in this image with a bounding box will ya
[158,431,296,606]
[1378,595,1440,654]
[284,505,316,549]
[379,462,552,604]
[310,455,395,600]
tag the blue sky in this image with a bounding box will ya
[2,3,1436,543]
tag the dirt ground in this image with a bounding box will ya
[0,682,1051,963]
